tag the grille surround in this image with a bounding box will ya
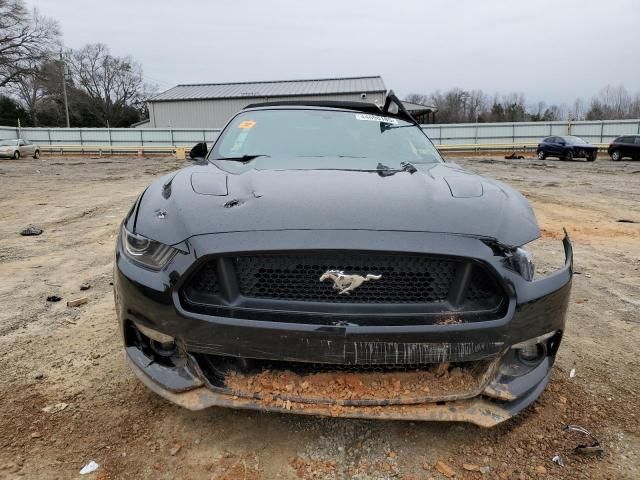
[182,251,507,323]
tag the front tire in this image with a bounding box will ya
[611,150,621,161]
[33,150,40,159]
[537,150,546,160]
[564,151,573,161]
[12,151,20,160]
[587,152,596,162]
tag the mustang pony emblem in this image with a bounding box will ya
[319,270,382,295]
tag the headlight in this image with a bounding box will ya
[510,245,535,281]
[121,226,178,270]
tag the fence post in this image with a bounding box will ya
[140,129,144,146]
[600,122,604,143]
[439,126,442,144]
[47,128,52,146]
[108,127,112,146]
[169,128,174,146]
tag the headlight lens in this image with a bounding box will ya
[121,226,177,270]
[510,245,535,281]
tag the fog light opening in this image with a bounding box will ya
[510,330,557,366]
[150,339,177,357]
[126,321,179,365]
[134,322,174,344]
[516,343,546,365]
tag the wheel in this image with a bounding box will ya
[12,150,20,160]
[33,150,40,159]
[564,151,573,161]
[537,150,546,160]
[611,150,621,161]
[587,152,596,162]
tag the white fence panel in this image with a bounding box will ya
[1,119,639,151]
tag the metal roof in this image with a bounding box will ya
[402,101,438,113]
[150,76,386,102]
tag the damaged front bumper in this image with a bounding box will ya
[127,352,553,428]
[114,230,573,427]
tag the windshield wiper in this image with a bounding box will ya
[213,154,270,162]
[376,163,396,177]
[376,162,417,177]
[401,161,418,173]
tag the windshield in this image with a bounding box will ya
[0,140,18,146]
[211,109,442,168]
[562,136,588,145]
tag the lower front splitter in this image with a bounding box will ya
[128,355,550,428]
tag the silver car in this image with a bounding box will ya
[0,139,40,159]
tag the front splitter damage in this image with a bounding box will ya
[127,349,553,428]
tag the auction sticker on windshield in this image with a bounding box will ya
[355,114,398,124]
[238,120,256,129]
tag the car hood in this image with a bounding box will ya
[134,161,539,247]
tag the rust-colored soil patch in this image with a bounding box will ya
[224,362,486,404]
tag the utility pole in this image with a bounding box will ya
[60,50,70,128]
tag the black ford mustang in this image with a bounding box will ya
[114,97,573,427]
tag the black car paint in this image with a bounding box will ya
[115,229,572,361]
[608,135,640,160]
[536,136,597,161]
[115,104,574,425]
[132,160,539,249]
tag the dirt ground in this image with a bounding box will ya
[0,153,638,479]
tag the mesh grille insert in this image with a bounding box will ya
[233,253,457,303]
[466,269,500,303]
[188,263,221,296]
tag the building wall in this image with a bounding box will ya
[147,92,386,128]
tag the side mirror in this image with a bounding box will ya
[189,142,208,160]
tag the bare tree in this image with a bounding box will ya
[466,90,488,122]
[0,1,60,88]
[7,58,48,125]
[404,93,429,105]
[571,98,586,120]
[409,85,638,124]
[66,43,147,127]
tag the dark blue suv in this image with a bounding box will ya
[536,136,597,161]
[608,135,640,161]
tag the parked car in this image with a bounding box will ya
[0,138,40,159]
[608,134,640,161]
[536,136,597,161]
[114,96,573,427]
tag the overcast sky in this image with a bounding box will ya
[27,0,640,105]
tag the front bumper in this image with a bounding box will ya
[570,148,598,159]
[114,230,573,427]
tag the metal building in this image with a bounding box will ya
[146,76,387,128]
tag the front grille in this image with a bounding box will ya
[183,251,506,319]
[234,253,456,303]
